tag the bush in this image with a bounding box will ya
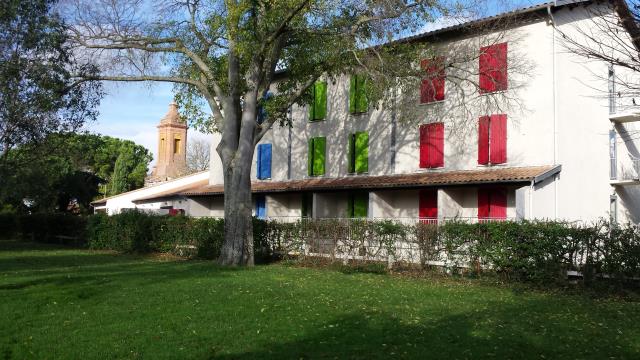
[86,211,155,252]
[18,213,87,245]
[18,210,640,287]
[87,212,227,258]
[0,213,17,239]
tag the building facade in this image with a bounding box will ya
[97,1,640,224]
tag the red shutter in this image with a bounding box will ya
[489,114,507,164]
[479,43,508,93]
[420,58,445,103]
[477,188,490,220]
[478,116,490,165]
[489,187,507,220]
[420,59,432,103]
[419,124,429,168]
[427,123,436,168]
[431,122,444,167]
[419,189,438,221]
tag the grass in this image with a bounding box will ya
[1,240,639,359]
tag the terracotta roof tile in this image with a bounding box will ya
[182,165,560,197]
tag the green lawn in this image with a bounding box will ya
[1,240,639,359]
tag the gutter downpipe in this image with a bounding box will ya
[529,179,534,220]
[548,4,559,219]
[390,80,398,174]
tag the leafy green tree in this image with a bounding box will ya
[0,133,152,213]
[109,152,130,196]
[107,143,151,196]
[0,0,102,159]
[70,0,520,265]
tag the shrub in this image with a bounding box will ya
[0,213,17,239]
[42,211,640,287]
[86,212,227,258]
[13,213,87,245]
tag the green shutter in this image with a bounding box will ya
[313,137,326,176]
[349,75,356,114]
[356,75,368,113]
[315,82,327,120]
[350,74,369,114]
[348,134,355,173]
[353,192,368,218]
[355,132,368,174]
[308,138,314,176]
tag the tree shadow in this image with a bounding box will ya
[212,298,639,360]
[0,240,240,298]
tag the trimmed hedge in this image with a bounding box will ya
[6,210,640,285]
[437,220,640,283]
[0,213,87,245]
[0,213,18,239]
[256,218,640,284]
[87,212,229,259]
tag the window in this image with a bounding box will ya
[479,42,508,93]
[309,82,327,121]
[308,137,326,176]
[610,130,617,180]
[478,187,507,220]
[419,189,438,223]
[478,114,507,165]
[256,143,272,180]
[160,138,165,153]
[420,57,445,103]
[608,64,616,114]
[348,132,369,174]
[347,192,368,218]
[349,74,368,114]
[257,91,273,124]
[610,194,618,224]
[173,138,181,154]
[419,123,444,168]
[255,195,266,219]
[302,193,313,218]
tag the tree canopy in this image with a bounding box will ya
[0,133,152,213]
[0,0,102,159]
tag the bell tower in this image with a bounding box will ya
[149,102,187,183]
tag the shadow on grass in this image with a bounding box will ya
[0,240,238,296]
[212,302,638,360]
[0,238,75,252]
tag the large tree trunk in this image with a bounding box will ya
[218,158,255,266]
[217,87,258,266]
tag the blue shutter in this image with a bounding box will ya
[256,195,266,219]
[257,144,272,180]
[256,145,263,179]
[262,144,272,179]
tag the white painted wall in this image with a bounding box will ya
[199,3,640,223]
[96,171,209,215]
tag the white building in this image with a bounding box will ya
[97,1,640,223]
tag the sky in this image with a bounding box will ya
[82,82,211,168]
[83,0,544,168]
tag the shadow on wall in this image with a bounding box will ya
[617,186,640,223]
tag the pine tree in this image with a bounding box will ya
[109,152,129,196]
